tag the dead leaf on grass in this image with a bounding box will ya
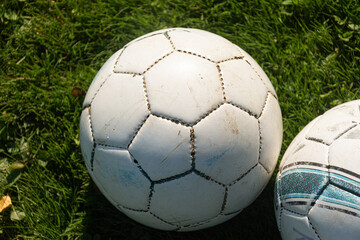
[0,195,12,212]
[71,87,86,97]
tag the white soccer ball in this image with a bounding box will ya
[275,100,360,240]
[80,28,282,231]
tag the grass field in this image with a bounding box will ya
[1,0,359,239]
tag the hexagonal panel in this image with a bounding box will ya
[169,28,243,62]
[150,173,225,226]
[128,115,192,181]
[224,165,269,214]
[280,209,319,240]
[306,102,359,145]
[83,49,123,107]
[258,94,283,173]
[114,34,173,74]
[194,103,259,185]
[145,51,224,124]
[92,145,151,210]
[119,208,177,231]
[91,74,149,148]
[329,125,360,180]
[219,59,268,117]
[234,46,277,97]
[80,107,93,172]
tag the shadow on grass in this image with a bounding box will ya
[81,177,281,240]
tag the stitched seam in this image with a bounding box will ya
[307,215,322,240]
[151,113,191,127]
[283,206,307,217]
[142,75,151,111]
[113,48,126,72]
[244,58,275,98]
[96,143,127,149]
[258,161,270,174]
[150,102,226,128]
[226,101,258,118]
[153,170,193,184]
[113,51,174,75]
[278,206,283,232]
[258,91,271,119]
[228,163,258,186]
[122,30,177,49]
[190,128,196,169]
[306,123,358,146]
[216,64,227,102]
[192,102,225,126]
[164,31,176,50]
[306,137,330,146]
[306,181,330,216]
[223,209,242,216]
[130,156,152,182]
[113,71,142,76]
[333,122,359,142]
[117,204,148,212]
[220,186,228,213]
[147,183,154,210]
[180,213,220,229]
[83,73,112,110]
[87,106,96,171]
[193,169,226,187]
[149,212,178,227]
[216,56,244,63]
[127,114,151,148]
[257,119,264,171]
[143,51,174,74]
[176,49,215,63]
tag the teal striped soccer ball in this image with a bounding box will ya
[275,100,360,240]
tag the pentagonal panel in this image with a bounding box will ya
[169,28,243,62]
[194,103,259,185]
[150,173,225,226]
[258,94,282,173]
[145,52,224,124]
[128,115,192,181]
[224,165,269,214]
[114,34,173,74]
[91,74,149,148]
[280,209,320,240]
[309,185,360,240]
[305,102,359,145]
[234,46,277,97]
[219,59,267,117]
[92,146,151,210]
[329,125,360,180]
[120,208,177,231]
[80,107,93,171]
[83,49,123,107]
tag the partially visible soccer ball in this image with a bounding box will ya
[80,28,282,231]
[275,100,360,240]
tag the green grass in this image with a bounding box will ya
[1,0,359,239]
